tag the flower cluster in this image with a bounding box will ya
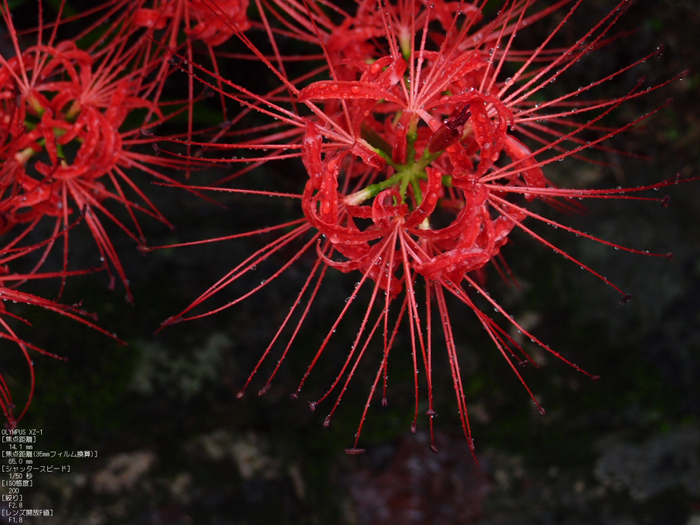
[0,0,208,426]
[0,0,687,452]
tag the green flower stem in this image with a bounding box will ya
[15,126,72,165]
[349,119,445,207]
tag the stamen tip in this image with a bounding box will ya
[258,384,271,396]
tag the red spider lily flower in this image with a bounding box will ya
[1,103,122,428]
[152,0,685,454]
[0,109,123,428]
[0,0,200,300]
[66,0,253,169]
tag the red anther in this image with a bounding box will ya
[427,105,472,153]
[444,104,472,130]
